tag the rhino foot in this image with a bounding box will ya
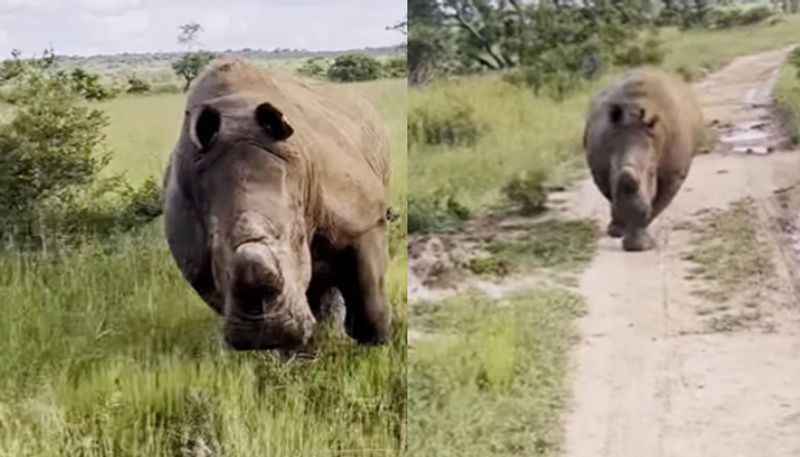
[622,230,655,252]
[607,221,625,238]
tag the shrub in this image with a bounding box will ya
[126,75,151,94]
[408,190,470,234]
[327,53,382,82]
[296,57,329,79]
[613,32,666,67]
[64,68,115,101]
[408,101,484,147]
[383,55,408,78]
[0,53,161,246]
[501,168,549,216]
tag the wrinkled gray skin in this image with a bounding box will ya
[163,59,391,350]
[584,67,703,251]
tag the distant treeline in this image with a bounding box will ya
[55,45,405,71]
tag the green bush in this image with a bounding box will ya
[327,53,382,82]
[383,55,408,78]
[408,101,484,147]
[501,168,549,216]
[64,68,115,101]
[613,32,666,67]
[408,190,470,234]
[296,57,329,79]
[0,53,161,246]
[126,75,151,94]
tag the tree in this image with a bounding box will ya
[172,22,214,92]
[172,51,214,92]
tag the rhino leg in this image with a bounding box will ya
[622,227,655,252]
[337,225,391,345]
[650,174,686,222]
[607,206,625,238]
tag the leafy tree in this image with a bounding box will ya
[327,54,382,82]
[0,51,161,245]
[172,51,214,92]
[383,55,408,78]
[172,22,214,92]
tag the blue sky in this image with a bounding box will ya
[0,0,406,57]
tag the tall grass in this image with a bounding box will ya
[0,79,407,456]
[775,53,800,146]
[409,290,584,457]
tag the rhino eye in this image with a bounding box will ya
[194,107,221,150]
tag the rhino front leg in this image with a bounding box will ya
[649,174,686,222]
[338,225,391,345]
[607,205,625,238]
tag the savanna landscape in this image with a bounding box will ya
[0,13,408,457]
[406,1,800,456]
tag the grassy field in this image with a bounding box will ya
[408,15,800,222]
[409,289,584,457]
[0,79,407,456]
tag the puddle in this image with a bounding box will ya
[715,119,778,155]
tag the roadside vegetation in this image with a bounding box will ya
[409,289,583,457]
[776,46,800,145]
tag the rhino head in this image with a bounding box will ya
[164,93,316,350]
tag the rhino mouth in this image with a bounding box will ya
[224,297,316,350]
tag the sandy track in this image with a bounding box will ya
[563,48,800,457]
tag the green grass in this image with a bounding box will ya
[0,79,407,456]
[660,15,800,74]
[408,16,800,219]
[682,199,774,303]
[776,53,800,146]
[408,289,584,456]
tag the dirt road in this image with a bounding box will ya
[563,48,800,457]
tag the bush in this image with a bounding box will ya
[613,32,666,67]
[126,75,151,94]
[383,55,408,78]
[408,101,484,147]
[408,190,470,234]
[0,53,161,246]
[501,168,549,216]
[327,53,382,82]
[296,57,329,79]
[64,68,115,101]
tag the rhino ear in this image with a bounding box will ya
[190,106,221,150]
[256,102,294,141]
[638,107,659,130]
[609,104,624,125]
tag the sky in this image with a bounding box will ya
[0,0,406,57]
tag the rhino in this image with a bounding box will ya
[163,59,392,350]
[584,66,706,251]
